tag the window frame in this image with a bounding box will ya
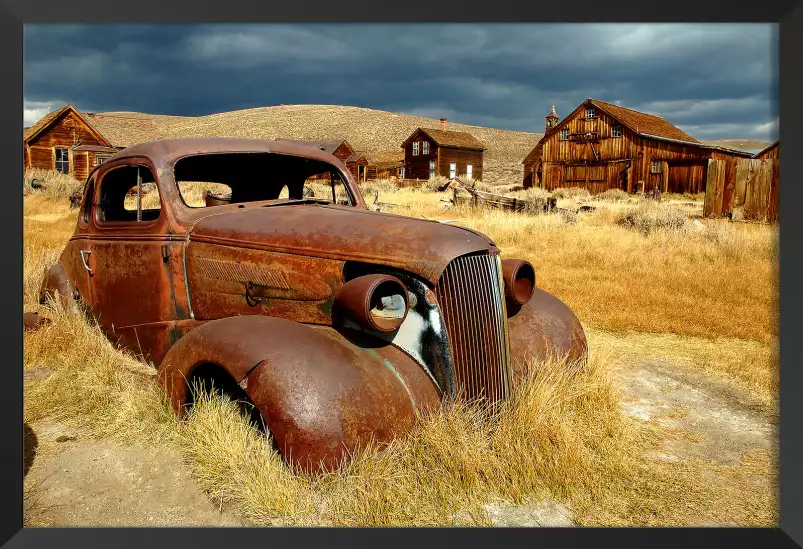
[95,154,111,166]
[559,128,570,141]
[449,162,457,180]
[650,160,663,174]
[466,164,473,181]
[585,107,596,119]
[422,141,429,155]
[611,125,622,138]
[55,148,70,174]
[93,160,164,228]
[412,142,420,156]
[429,160,436,179]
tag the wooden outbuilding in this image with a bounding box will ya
[522,99,752,195]
[366,151,405,181]
[24,105,167,181]
[753,141,779,161]
[402,119,485,181]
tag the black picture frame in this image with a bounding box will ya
[5,2,801,547]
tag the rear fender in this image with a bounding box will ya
[158,315,441,473]
[507,288,588,377]
[38,263,74,309]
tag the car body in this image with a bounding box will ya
[39,137,587,473]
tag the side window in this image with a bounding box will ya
[83,181,94,225]
[55,148,70,174]
[303,172,351,206]
[97,164,162,224]
[412,142,420,156]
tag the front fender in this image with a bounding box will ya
[158,315,441,473]
[507,288,588,377]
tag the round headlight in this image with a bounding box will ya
[335,274,409,333]
[502,259,536,313]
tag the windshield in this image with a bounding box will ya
[174,152,358,208]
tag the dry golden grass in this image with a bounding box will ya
[23,174,778,526]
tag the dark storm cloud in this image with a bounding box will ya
[23,23,778,141]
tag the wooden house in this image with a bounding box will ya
[24,105,169,181]
[346,152,369,183]
[522,99,752,194]
[402,119,485,181]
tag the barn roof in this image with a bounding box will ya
[404,127,486,150]
[589,99,699,143]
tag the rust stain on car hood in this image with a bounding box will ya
[189,204,497,283]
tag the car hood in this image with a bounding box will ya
[188,204,497,283]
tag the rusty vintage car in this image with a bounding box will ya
[39,138,587,473]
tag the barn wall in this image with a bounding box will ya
[755,143,780,161]
[29,147,54,170]
[437,147,484,181]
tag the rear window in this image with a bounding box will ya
[174,152,356,208]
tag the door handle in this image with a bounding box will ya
[80,250,94,276]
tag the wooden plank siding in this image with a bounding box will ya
[704,158,779,222]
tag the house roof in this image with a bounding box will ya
[404,127,486,150]
[81,113,162,148]
[589,99,699,143]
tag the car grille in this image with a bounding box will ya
[435,252,512,408]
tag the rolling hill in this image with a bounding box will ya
[99,105,544,185]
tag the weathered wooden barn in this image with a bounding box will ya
[522,99,752,195]
[402,119,485,181]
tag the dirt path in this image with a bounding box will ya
[24,421,241,527]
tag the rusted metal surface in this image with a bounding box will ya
[507,288,588,378]
[501,259,535,313]
[43,137,588,473]
[159,315,440,473]
[24,312,52,332]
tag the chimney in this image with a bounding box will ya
[440,118,447,131]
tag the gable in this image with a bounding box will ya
[26,107,112,149]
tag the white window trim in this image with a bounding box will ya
[55,148,70,174]
[559,128,570,141]
[611,125,622,138]
[412,142,420,156]
[449,162,457,179]
[422,141,429,155]
[466,164,473,180]
[585,107,596,119]
[651,161,663,174]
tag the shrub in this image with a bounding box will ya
[522,188,552,215]
[421,175,451,193]
[25,168,84,200]
[596,189,629,202]
[552,187,591,200]
[616,202,688,235]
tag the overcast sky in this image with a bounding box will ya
[23,23,778,142]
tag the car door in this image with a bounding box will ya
[87,158,178,363]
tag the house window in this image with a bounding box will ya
[429,160,436,179]
[449,162,457,179]
[96,155,111,166]
[585,107,596,119]
[651,161,663,174]
[611,125,622,138]
[559,128,570,141]
[412,142,420,156]
[466,164,473,181]
[55,148,70,174]
[422,141,429,155]
[398,166,405,178]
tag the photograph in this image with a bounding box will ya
[22,22,779,527]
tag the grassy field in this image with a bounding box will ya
[23,169,778,526]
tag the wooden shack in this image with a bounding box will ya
[366,151,405,181]
[24,105,168,181]
[522,98,752,195]
[753,141,780,161]
[402,119,485,181]
[346,152,369,183]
